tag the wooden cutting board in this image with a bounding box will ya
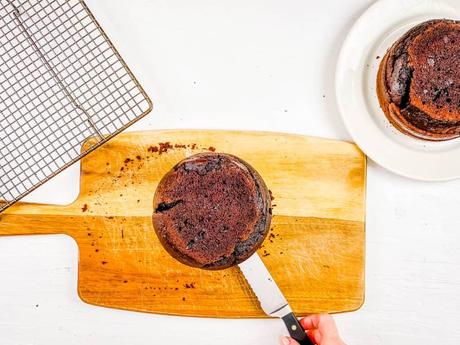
[0,130,366,318]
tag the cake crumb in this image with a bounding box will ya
[159,142,173,154]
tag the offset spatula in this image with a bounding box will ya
[239,254,314,345]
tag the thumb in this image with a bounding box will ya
[280,336,300,345]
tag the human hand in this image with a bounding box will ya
[280,314,346,345]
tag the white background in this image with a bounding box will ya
[2,0,460,344]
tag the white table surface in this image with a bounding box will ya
[2,0,460,344]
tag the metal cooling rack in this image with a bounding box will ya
[0,0,153,212]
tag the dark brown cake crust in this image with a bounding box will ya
[377,19,460,140]
[152,153,272,270]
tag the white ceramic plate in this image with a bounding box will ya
[336,0,460,181]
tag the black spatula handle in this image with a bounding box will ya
[281,312,314,345]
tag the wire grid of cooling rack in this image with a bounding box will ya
[0,0,153,212]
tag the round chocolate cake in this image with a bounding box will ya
[152,152,272,270]
[377,19,460,140]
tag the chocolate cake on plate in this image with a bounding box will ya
[377,19,460,140]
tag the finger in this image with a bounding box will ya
[300,315,321,330]
[317,314,340,337]
[301,314,338,335]
[306,329,322,345]
[280,336,300,345]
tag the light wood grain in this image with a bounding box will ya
[0,130,366,317]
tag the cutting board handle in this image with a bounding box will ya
[0,202,73,236]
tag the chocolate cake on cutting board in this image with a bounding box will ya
[152,152,272,270]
